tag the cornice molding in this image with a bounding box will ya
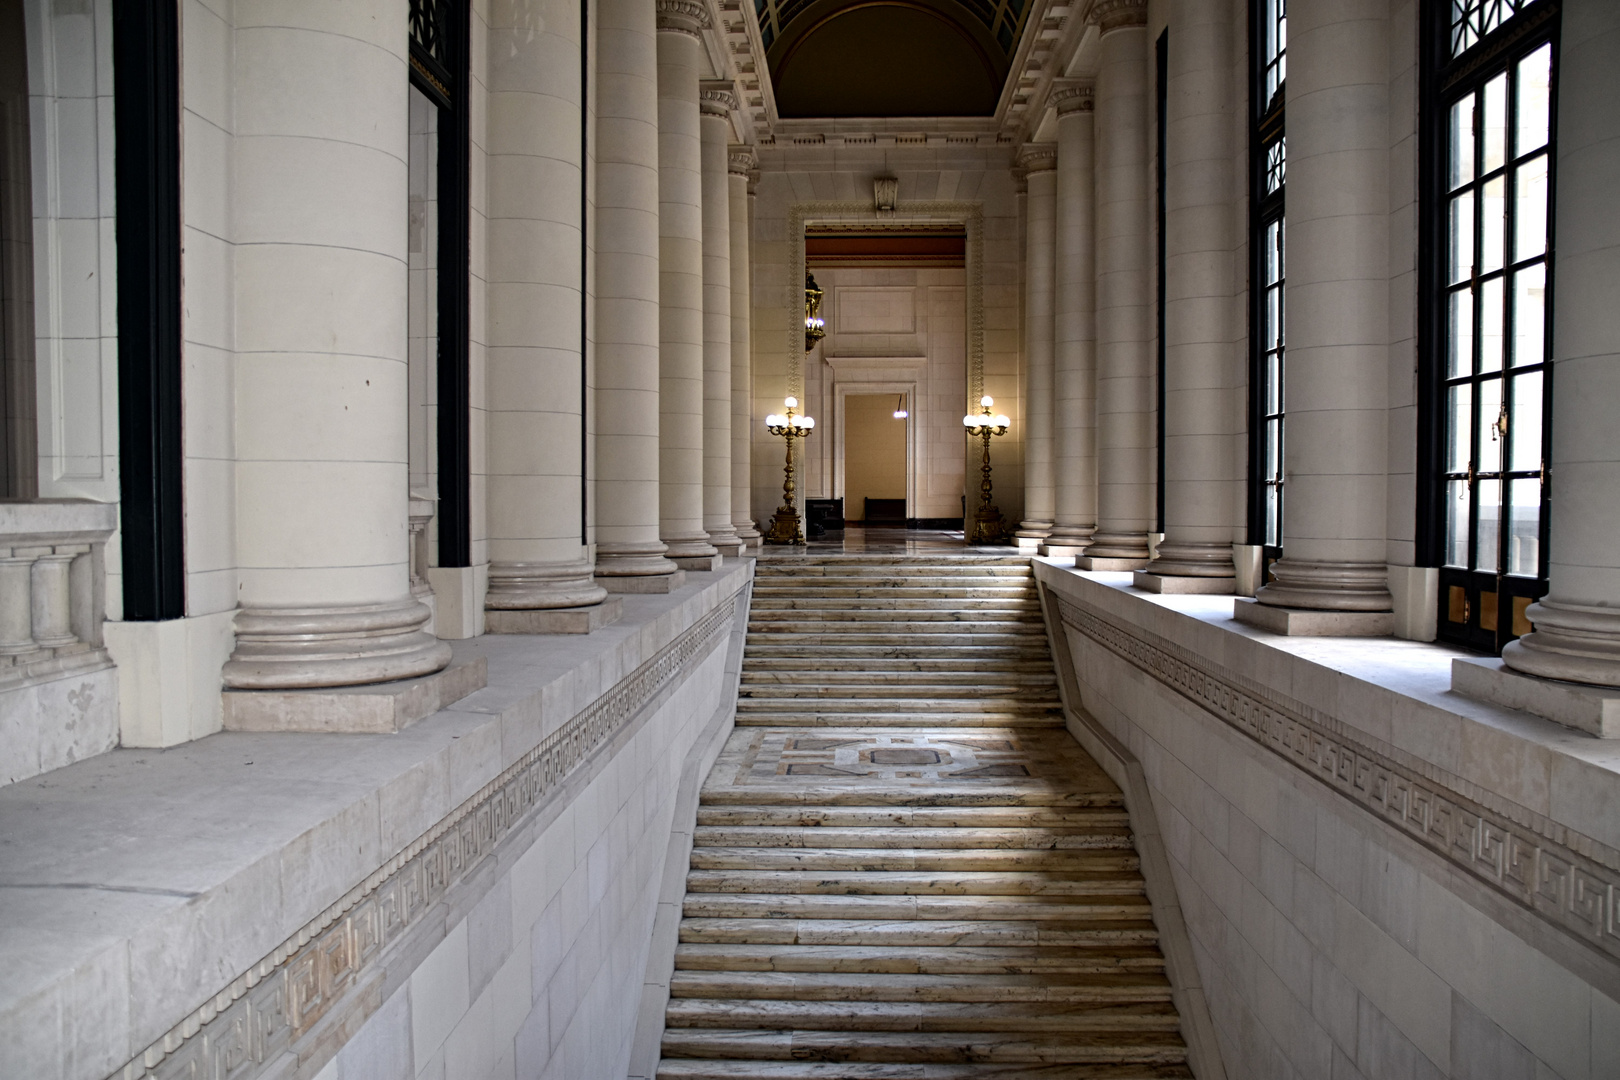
[1016,142,1058,175]
[1050,79,1095,115]
[1089,0,1146,33]
[656,0,711,37]
[699,82,739,117]
[727,145,758,176]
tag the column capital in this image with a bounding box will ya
[1015,142,1058,176]
[1089,0,1146,33]
[727,145,758,175]
[1049,80,1095,115]
[699,81,738,117]
[655,0,711,37]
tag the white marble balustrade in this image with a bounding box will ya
[0,500,115,680]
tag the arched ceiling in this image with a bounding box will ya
[761,0,1034,118]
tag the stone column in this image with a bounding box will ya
[1246,0,1393,624]
[699,84,741,556]
[1015,145,1057,549]
[1042,83,1098,559]
[1503,0,1620,686]
[594,0,680,587]
[224,0,450,688]
[655,0,719,569]
[483,0,613,627]
[729,146,761,545]
[1079,0,1154,571]
[1139,0,1238,591]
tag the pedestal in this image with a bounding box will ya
[223,657,487,734]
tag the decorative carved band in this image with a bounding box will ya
[700,85,738,117]
[1050,82,1095,115]
[1054,596,1620,967]
[1089,0,1147,32]
[1017,144,1058,173]
[655,0,711,36]
[115,594,740,1080]
[728,148,757,176]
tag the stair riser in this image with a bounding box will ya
[676,919,1162,948]
[694,808,1131,828]
[693,829,1133,851]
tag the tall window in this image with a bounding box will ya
[1425,0,1557,653]
[1248,0,1286,565]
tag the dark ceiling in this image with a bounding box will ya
[761,0,1033,118]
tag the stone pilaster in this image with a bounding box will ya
[224,0,448,689]
[1248,0,1393,620]
[1078,3,1155,572]
[1016,144,1057,548]
[656,0,720,568]
[1042,83,1098,559]
[483,0,611,622]
[594,0,681,585]
[699,85,741,556]
[729,146,761,545]
[1138,0,1238,592]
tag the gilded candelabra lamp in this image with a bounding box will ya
[963,395,1011,545]
[803,271,826,352]
[764,397,816,544]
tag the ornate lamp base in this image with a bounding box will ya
[764,505,806,545]
[968,504,1008,545]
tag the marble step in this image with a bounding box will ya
[740,670,1057,686]
[697,786,1114,808]
[676,918,1161,949]
[660,1029,1186,1067]
[755,557,1033,568]
[685,870,1143,898]
[745,633,1044,648]
[689,849,1136,874]
[672,944,1166,977]
[738,688,1061,705]
[668,969,1173,1004]
[743,657,1056,673]
[665,998,1176,1034]
[750,584,1038,598]
[749,610,1042,625]
[693,828,1131,851]
[681,893,1150,922]
[750,597,1041,611]
[744,645,1050,661]
[694,806,1130,829]
[657,1061,1194,1079]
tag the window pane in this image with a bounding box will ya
[1475,477,1501,571]
[1448,289,1474,377]
[1447,383,1472,472]
[1517,43,1552,155]
[1483,73,1508,173]
[1264,221,1281,284]
[1509,371,1543,472]
[1479,277,1504,372]
[1514,154,1547,262]
[1266,288,1281,350]
[1266,352,1282,414]
[1478,377,1504,474]
[1507,477,1541,576]
[1513,264,1545,366]
[1446,479,1471,567]
[1480,175,1506,274]
[1449,94,1476,190]
[1266,418,1281,477]
[1264,484,1280,547]
[1449,193,1474,284]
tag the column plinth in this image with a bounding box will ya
[223,599,450,690]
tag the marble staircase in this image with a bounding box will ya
[655,554,1193,1078]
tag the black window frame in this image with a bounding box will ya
[1246,0,1286,578]
[1418,0,1559,654]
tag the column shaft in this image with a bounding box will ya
[729,149,760,543]
[1143,0,1238,583]
[1016,148,1057,544]
[1082,3,1155,569]
[655,8,717,564]
[484,0,607,612]
[1504,0,1620,685]
[699,88,739,554]
[1254,0,1392,611]
[1043,87,1098,558]
[225,0,449,688]
[594,0,677,580]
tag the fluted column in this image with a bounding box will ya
[1139,0,1238,590]
[1016,145,1057,547]
[1079,0,1154,571]
[594,0,679,584]
[655,1,719,567]
[1252,0,1392,614]
[483,0,609,616]
[1504,1,1620,686]
[1041,84,1098,559]
[729,146,761,545]
[224,0,449,688]
[699,84,740,556]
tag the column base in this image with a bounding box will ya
[1233,598,1393,637]
[1040,526,1094,559]
[1502,599,1620,688]
[486,597,624,635]
[222,598,452,690]
[1143,540,1236,579]
[600,569,689,594]
[1081,531,1151,568]
[595,542,681,580]
[673,553,724,571]
[1452,656,1620,738]
[1254,559,1392,612]
[486,560,609,611]
[1132,572,1234,595]
[222,656,487,734]
[1077,556,1151,572]
[663,533,720,561]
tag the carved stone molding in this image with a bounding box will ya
[700,82,738,118]
[786,201,985,401]
[728,146,758,176]
[655,0,711,37]
[1089,0,1147,32]
[1052,595,1620,970]
[1016,143,1058,175]
[114,594,740,1080]
[1049,80,1095,115]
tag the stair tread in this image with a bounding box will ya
[677,919,1162,947]
[657,1062,1194,1079]
[672,944,1167,975]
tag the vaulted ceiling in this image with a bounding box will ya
[758,0,1035,118]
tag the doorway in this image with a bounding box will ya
[843,394,907,524]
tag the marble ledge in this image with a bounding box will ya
[1033,559,1620,857]
[0,558,753,1080]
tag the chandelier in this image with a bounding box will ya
[804,271,826,352]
